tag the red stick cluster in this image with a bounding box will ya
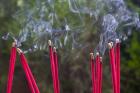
[90,53,102,93]
[6,42,40,93]
[6,40,120,93]
[90,40,120,93]
[48,40,60,93]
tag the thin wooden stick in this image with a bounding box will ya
[6,42,17,93]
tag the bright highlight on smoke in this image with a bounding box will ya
[2,0,140,55]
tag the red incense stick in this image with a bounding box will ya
[99,57,103,93]
[90,53,96,93]
[17,48,35,93]
[24,58,40,93]
[53,47,60,93]
[48,40,57,93]
[6,42,17,93]
[96,53,100,93]
[115,39,120,93]
[17,48,40,93]
[108,43,118,93]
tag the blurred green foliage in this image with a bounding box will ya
[0,0,140,93]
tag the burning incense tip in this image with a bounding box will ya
[17,48,23,54]
[96,52,99,56]
[90,53,94,59]
[48,40,52,46]
[108,42,113,49]
[100,57,103,63]
[53,47,57,52]
[116,39,120,43]
[12,42,16,47]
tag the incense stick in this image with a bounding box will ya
[108,42,118,93]
[115,39,120,93]
[99,57,103,93]
[48,40,57,93]
[96,52,100,93]
[24,59,40,93]
[53,47,60,93]
[17,48,35,93]
[90,53,96,93]
[6,42,17,93]
[96,52,101,93]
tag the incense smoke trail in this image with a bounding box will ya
[2,0,140,55]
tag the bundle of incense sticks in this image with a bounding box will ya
[48,40,60,93]
[108,40,120,93]
[90,53,102,93]
[6,42,40,93]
